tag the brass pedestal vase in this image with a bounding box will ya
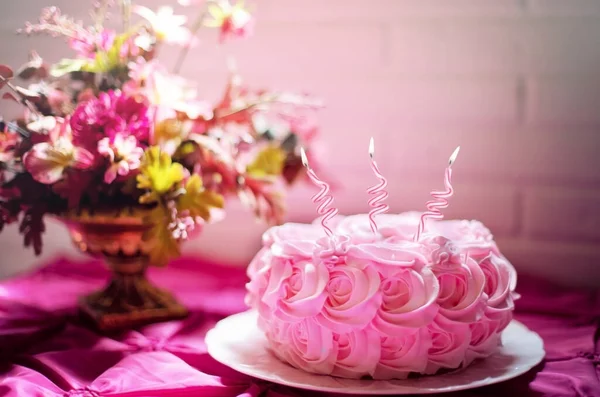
[62,210,188,331]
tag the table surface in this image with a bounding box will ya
[0,256,599,397]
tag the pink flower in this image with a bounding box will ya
[128,58,161,83]
[347,242,440,335]
[166,200,197,241]
[286,115,319,143]
[133,6,191,45]
[23,119,94,184]
[76,88,96,103]
[331,329,381,379]
[69,29,116,59]
[46,89,71,115]
[425,314,471,374]
[123,59,159,97]
[97,30,116,52]
[205,1,254,42]
[144,70,200,120]
[97,134,144,183]
[70,91,150,150]
[374,328,430,379]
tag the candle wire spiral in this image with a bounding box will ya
[367,160,389,233]
[306,168,338,237]
[413,167,453,242]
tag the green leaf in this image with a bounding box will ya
[177,174,224,222]
[83,32,132,73]
[50,59,88,77]
[142,206,181,266]
[247,146,286,178]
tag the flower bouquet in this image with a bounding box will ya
[0,0,322,330]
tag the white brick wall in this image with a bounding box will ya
[0,0,599,286]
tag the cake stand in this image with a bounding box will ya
[206,310,545,395]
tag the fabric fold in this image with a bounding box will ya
[0,257,597,397]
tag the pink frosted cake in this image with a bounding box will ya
[245,212,517,379]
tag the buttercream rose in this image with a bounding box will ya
[245,248,271,309]
[249,253,291,330]
[425,314,471,374]
[379,211,423,242]
[275,259,330,321]
[246,247,270,279]
[263,313,288,347]
[464,315,502,366]
[272,317,338,375]
[485,304,514,334]
[258,251,329,322]
[428,237,487,323]
[348,242,440,335]
[334,214,382,243]
[313,235,351,268]
[479,253,517,311]
[334,213,422,244]
[437,220,499,259]
[331,329,381,378]
[376,269,439,334]
[270,239,317,259]
[374,328,430,379]
[263,223,325,248]
[317,259,381,333]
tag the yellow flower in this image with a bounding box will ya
[137,146,185,203]
[246,145,286,178]
[178,174,224,221]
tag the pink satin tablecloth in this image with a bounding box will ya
[0,257,599,397]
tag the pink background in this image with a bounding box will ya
[1,0,599,286]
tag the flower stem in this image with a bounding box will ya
[217,94,322,119]
[94,0,111,31]
[0,76,41,119]
[121,0,131,32]
[172,9,207,74]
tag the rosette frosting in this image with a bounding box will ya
[245,211,518,379]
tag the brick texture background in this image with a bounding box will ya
[1,0,599,286]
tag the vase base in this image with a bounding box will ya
[78,277,188,331]
[79,302,188,331]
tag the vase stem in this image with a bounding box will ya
[80,256,188,331]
